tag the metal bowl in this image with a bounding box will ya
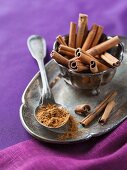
[53,35,124,93]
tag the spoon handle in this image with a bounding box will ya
[27,35,55,104]
[37,59,55,104]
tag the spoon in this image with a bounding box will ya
[27,35,70,131]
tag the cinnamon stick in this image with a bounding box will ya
[68,58,89,72]
[90,61,99,73]
[59,49,74,58]
[101,52,120,67]
[99,100,116,125]
[80,91,117,126]
[50,50,69,67]
[82,24,98,51]
[56,35,67,46]
[75,104,91,115]
[94,55,100,59]
[87,36,121,56]
[76,14,88,48]
[68,22,77,48]
[79,13,88,22]
[91,25,104,47]
[58,45,75,55]
[80,13,88,41]
[75,47,82,56]
[76,51,109,72]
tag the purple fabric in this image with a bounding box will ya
[0,121,127,170]
[0,0,127,169]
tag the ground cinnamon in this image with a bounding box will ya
[36,104,70,128]
[57,115,81,140]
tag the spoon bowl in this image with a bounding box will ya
[34,104,70,132]
[27,35,70,132]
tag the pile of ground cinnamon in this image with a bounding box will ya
[36,104,69,128]
[57,115,82,140]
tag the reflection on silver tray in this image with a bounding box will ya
[20,36,127,144]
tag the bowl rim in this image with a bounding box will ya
[53,36,124,76]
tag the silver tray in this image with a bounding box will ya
[20,36,127,144]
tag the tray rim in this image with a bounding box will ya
[19,59,127,144]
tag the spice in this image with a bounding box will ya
[99,100,116,125]
[58,44,75,56]
[57,115,81,140]
[76,13,88,48]
[68,58,89,72]
[87,36,120,56]
[50,50,69,67]
[68,22,77,48]
[101,52,120,67]
[36,104,70,128]
[75,104,91,115]
[56,35,67,46]
[80,91,117,126]
[91,25,103,47]
[90,61,99,73]
[82,24,98,51]
[52,13,121,74]
[76,51,109,72]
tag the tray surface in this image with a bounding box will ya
[20,36,127,144]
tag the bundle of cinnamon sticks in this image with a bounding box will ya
[76,90,117,126]
[50,13,121,73]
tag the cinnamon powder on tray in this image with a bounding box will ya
[36,104,69,128]
[57,115,82,140]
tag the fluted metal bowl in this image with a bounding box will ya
[53,35,124,93]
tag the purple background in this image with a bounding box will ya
[0,0,127,169]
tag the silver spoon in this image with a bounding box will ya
[27,35,70,131]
